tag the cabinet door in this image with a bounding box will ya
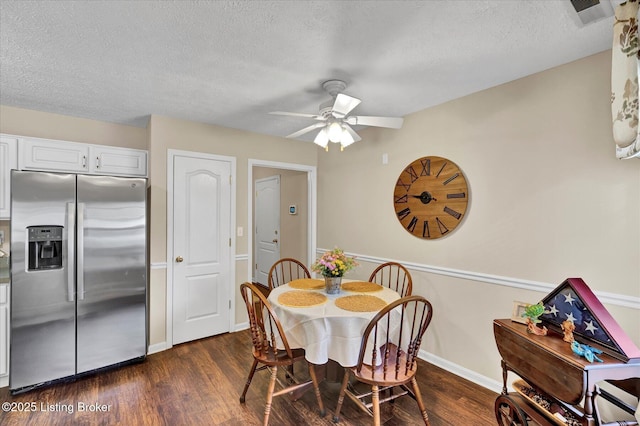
[90,146,147,176]
[20,137,90,173]
[0,285,8,380]
[0,135,18,218]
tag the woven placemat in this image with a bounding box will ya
[288,278,324,290]
[278,291,327,307]
[335,295,387,312]
[341,281,383,292]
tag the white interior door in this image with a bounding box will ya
[172,155,231,344]
[255,175,280,285]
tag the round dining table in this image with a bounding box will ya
[267,279,402,368]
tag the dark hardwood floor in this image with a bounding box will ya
[0,330,498,425]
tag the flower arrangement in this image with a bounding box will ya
[311,247,358,277]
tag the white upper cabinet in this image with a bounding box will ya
[0,136,18,218]
[15,135,147,177]
[90,145,147,176]
[20,137,90,173]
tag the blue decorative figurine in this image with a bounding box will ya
[571,341,603,363]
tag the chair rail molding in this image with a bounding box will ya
[316,248,640,311]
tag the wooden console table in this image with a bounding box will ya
[493,318,639,425]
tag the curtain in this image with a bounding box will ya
[611,0,640,159]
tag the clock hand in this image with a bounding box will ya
[410,191,436,204]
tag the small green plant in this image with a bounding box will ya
[521,302,548,324]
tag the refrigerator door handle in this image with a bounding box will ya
[66,202,75,302]
[77,202,85,301]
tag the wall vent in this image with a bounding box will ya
[570,0,615,25]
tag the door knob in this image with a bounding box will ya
[176,256,184,263]
[272,239,278,243]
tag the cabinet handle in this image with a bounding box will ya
[176,256,184,263]
[96,157,100,168]
[82,155,87,168]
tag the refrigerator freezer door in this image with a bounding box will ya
[76,175,147,373]
[10,171,76,390]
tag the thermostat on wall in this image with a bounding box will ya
[289,205,297,215]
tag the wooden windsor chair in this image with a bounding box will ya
[368,261,413,297]
[333,295,433,425]
[267,257,310,290]
[239,282,325,426]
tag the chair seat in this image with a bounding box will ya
[350,345,417,386]
[252,347,307,366]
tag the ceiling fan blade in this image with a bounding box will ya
[343,124,362,143]
[332,93,361,118]
[346,115,404,129]
[286,122,326,139]
[270,111,324,120]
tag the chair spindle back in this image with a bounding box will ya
[268,257,310,290]
[368,262,413,297]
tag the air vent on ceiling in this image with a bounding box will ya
[570,0,615,25]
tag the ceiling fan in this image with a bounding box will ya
[270,80,404,150]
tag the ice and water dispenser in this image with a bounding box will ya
[27,226,63,271]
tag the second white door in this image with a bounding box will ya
[172,154,232,345]
[255,176,280,285]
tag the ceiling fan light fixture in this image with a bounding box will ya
[272,79,403,150]
[340,126,355,148]
[327,121,343,143]
[314,128,329,148]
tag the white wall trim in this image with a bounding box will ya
[317,248,640,310]
[419,349,503,394]
[235,322,249,332]
[147,342,169,355]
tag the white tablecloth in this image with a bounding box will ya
[268,280,401,367]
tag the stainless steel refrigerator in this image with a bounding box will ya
[10,170,147,392]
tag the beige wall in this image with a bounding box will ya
[315,50,640,383]
[1,49,638,390]
[147,115,318,344]
[280,170,308,263]
[0,105,147,149]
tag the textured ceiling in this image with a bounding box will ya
[0,1,618,142]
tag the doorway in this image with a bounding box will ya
[167,150,236,346]
[248,160,316,284]
[254,175,280,285]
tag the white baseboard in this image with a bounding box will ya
[235,322,249,332]
[419,349,503,394]
[147,341,169,355]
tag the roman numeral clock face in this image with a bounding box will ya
[393,156,469,239]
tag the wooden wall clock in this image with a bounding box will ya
[393,156,469,239]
